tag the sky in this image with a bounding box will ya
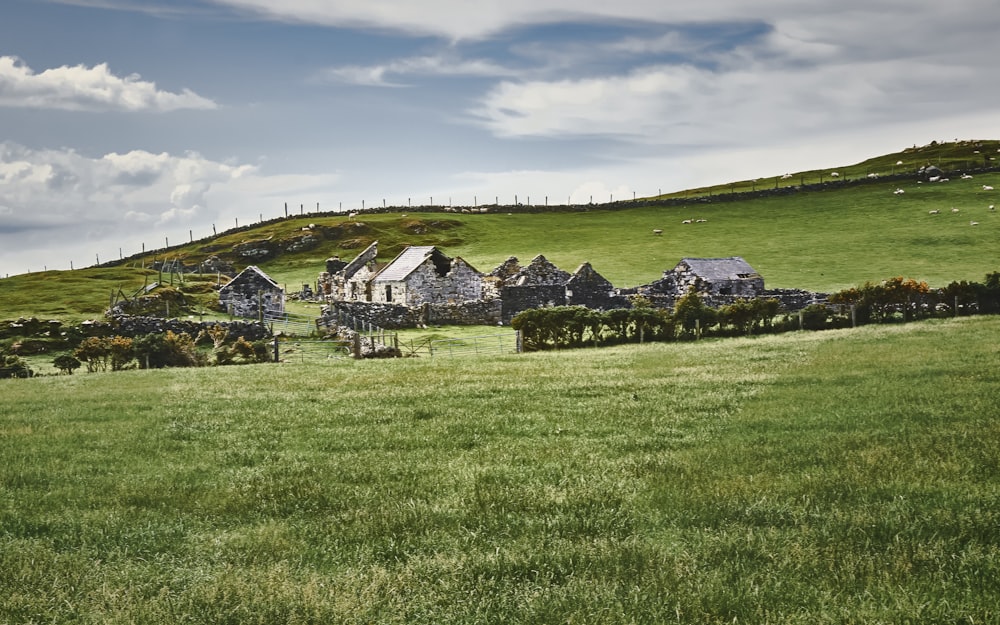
[2,0,999,277]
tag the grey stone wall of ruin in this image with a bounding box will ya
[500,285,568,322]
[566,263,628,310]
[323,299,502,329]
[104,315,271,340]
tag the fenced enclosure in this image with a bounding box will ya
[276,338,353,363]
[402,332,520,357]
[264,311,321,337]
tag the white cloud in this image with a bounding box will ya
[0,142,344,275]
[317,54,518,87]
[0,55,217,112]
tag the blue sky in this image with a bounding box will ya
[2,0,999,276]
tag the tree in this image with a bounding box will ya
[53,354,82,375]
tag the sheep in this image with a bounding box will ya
[893,188,905,195]
[928,209,940,214]
[696,219,707,223]
[681,219,693,224]
[896,160,904,165]
[830,172,840,177]
[983,185,994,191]
[780,173,793,180]
[348,212,357,219]
[961,174,974,179]
[990,205,995,211]
[867,173,879,179]
[652,229,663,235]
[951,207,960,213]
[970,221,980,226]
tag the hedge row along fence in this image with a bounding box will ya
[511,273,1000,351]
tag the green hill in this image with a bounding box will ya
[3,140,999,322]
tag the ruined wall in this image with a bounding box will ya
[219,270,284,319]
[323,299,502,329]
[500,285,567,322]
[105,315,271,340]
[566,263,628,310]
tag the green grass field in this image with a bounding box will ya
[2,316,998,623]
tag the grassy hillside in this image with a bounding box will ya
[2,316,997,623]
[3,141,1000,322]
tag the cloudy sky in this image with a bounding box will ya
[2,0,999,276]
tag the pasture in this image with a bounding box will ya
[2,316,998,623]
[3,170,1000,323]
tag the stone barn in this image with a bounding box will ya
[670,257,764,297]
[368,246,483,306]
[219,265,285,319]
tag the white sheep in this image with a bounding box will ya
[990,205,995,211]
[682,219,693,224]
[951,207,960,213]
[970,221,980,226]
[961,174,974,179]
[830,172,840,177]
[781,173,793,180]
[893,188,905,195]
[652,229,663,235]
[983,185,994,191]
[696,219,707,223]
[928,210,940,215]
[867,173,879,179]
[348,212,357,219]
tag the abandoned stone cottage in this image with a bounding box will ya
[218,265,285,319]
[317,243,815,329]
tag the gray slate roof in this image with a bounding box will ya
[680,257,759,281]
[373,246,437,282]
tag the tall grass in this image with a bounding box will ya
[2,317,998,623]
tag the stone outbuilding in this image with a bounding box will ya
[368,246,482,306]
[634,256,765,305]
[219,265,285,319]
[671,257,764,297]
[319,241,381,302]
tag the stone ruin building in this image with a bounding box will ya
[218,265,285,319]
[317,243,822,329]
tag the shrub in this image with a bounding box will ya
[53,354,82,375]
[74,336,110,372]
[0,355,33,378]
[799,304,830,331]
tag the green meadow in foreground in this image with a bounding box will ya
[2,317,998,623]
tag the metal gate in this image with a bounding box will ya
[424,332,520,357]
[276,338,353,363]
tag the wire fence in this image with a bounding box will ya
[423,332,520,357]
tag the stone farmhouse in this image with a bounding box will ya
[369,246,482,306]
[318,243,819,328]
[219,265,285,319]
